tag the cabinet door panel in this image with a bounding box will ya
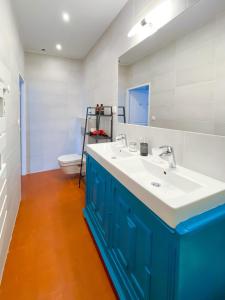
[110,181,139,299]
[110,178,153,300]
[129,215,152,300]
[87,157,109,245]
[111,186,130,271]
[85,155,91,206]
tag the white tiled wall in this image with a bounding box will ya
[25,53,86,173]
[119,11,225,135]
[0,0,24,281]
[84,0,225,182]
[117,123,225,182]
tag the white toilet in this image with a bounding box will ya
[58,154,85,175]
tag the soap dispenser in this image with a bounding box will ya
[140,138,150,156]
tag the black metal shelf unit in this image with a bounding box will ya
[78,106,113,187]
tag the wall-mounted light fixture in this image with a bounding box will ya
[128,0,172,38]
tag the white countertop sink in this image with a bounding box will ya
[91,142,134,159]
[87,142,225,228]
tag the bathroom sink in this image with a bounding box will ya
[87,142,225,228]
[88,142,134,160]
[115,157,202,200]
[105,147,134,160]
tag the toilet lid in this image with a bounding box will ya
[58,154,85,164]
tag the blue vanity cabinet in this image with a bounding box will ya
[109,178,177,300]
[84,155,225,300]
[84,155,178,300]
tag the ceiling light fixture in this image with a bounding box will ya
[128,0,172,38]
[62,12,70,22]
[56,44,62,51]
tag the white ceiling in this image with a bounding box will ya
[12,0,128,59]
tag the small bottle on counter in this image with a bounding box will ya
[95,104,100,130]
[95,104,100,115]
[100,104,104,115]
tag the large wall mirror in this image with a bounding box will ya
[118,0,225,136]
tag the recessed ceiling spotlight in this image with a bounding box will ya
[56,44,62,51]
[62,12,70,22]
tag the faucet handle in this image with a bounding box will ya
[160,145,170,149]
[159,145,168,149]
[159,145,173,153]
[115,135,122,141]
[115,133,127,147]
[159,145,176,168]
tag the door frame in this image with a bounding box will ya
[126,82,151,126]
[19,75,27,176]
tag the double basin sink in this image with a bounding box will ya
[87,142,225,228]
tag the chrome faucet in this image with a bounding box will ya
[159,145,176,169]
[115,133,128,147]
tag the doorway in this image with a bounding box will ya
[127,84,150,126]
[19,75,26,175]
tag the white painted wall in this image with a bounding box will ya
[84,0,225,182]
[0,0,24,280]
[25,53,85,173]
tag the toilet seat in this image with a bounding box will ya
[58,154,86,175]
[58,154,85,166]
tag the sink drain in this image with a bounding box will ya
[111,156,117,159]
[151,182,161,187]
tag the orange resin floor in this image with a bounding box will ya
[0,170,117,300]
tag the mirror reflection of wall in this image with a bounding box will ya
[118,0,225,136]
[118,47,175,129]
[118,65,151,126]
[118,78,150,126]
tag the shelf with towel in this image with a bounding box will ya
[78,106,113,187]
[86,132,112,140]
